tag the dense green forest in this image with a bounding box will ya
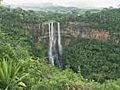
[0,3,120,90]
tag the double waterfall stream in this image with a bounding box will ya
[48,22,63,68]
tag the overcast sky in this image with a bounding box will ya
[2,0,120,8]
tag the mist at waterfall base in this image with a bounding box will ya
[48,22,64,68]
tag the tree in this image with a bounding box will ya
[64,38,120,83]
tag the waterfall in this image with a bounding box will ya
[48,22,63,68]
[48,22,54,65]
[58,22,62,55]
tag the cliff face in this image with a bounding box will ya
[24,22,110,46]
[62,22,110,46]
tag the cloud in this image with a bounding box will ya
[2,0,120,8]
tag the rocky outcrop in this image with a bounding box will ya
[62,22,110,46]
[24,22,110,46]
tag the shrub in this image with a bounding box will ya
[20,59,92,90]
[91,79,120,90]
[0,60,26,90]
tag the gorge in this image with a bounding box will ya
[24,21,112,68]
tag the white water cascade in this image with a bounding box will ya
[48,22,54,65]
[58,22,62,56]
[48,22,63,68]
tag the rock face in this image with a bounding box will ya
[62,22,110,46]
[24,21,110,46]
[88,30,110,40]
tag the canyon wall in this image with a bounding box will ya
[24,21,110,46]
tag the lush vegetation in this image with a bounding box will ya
[64,7,120,83]
[0,5,120,90]
[79,8,120,42]
[64,38,120,83]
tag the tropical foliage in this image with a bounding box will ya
[64,38,120,83]
[0,5,120,90]
[0,60,26,90]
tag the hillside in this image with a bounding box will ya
[0,5,120,90]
